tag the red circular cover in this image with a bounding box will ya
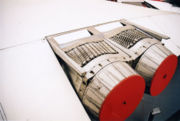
[99,75,145,121]
[150,54,178,96]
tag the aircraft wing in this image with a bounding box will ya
[0,0,179,121]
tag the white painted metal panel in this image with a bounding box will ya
[0,0,168,49]
[0,40,90,121]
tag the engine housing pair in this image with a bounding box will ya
[46,19,178,121]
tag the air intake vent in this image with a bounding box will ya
[65,41,118,67]
[110,29,149,48]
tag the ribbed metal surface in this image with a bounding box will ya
[110,29,149,48]
[135,44,172,91]
[65,41,118,67]
[82,61,137,116]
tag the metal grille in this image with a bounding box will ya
[65,41,118,67]
[110,29,149,48]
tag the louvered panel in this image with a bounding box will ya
[66,41,118,67]
[110,29,149,48]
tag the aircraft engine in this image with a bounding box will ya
[135,43,177,96]
[106,20,178,96]
[46,19,178,120]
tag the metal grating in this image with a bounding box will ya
[110,29,149,48]
[65,41,118,67]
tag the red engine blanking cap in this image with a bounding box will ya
[150,54,178,96]
[99,75,145,121]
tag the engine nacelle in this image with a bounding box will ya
[46,19,178,120]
